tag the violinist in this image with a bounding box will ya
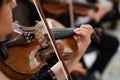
[0,0,94,80]
[12,0,119,80]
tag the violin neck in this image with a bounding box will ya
[50,28,75,40]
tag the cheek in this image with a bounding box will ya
[0,4,13,26]
[1,11,12,25]
[0,16,14,37]
[0,25,14,37]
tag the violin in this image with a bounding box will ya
[0,18,78,80]
[41,0,97,18]
[0,18,102,80]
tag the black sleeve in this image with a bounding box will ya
[30,70,53,80]
[0,42,8,60]
[30,58,57,80]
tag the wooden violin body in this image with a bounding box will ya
[0,18,78,80]
[41,0,97,18]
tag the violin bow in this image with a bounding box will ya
[32,0,72,80]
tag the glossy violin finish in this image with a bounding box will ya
[0,17,102,79]
[41,0,97,17]
[0,27,48,80]
[0,18,79,80]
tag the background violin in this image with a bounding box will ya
[41,0,97,18]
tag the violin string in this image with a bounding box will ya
[32,0,69,80]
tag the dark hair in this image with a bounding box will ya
[0,0,3,8]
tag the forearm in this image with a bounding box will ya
[51,24,93,80]
[51,44,89,80]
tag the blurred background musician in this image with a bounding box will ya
[75,0,119,80]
